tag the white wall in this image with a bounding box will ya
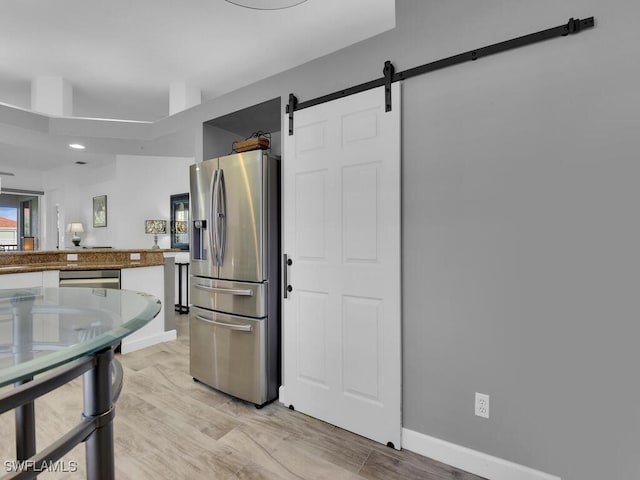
[113,155,192,249]
[1,164,45,192]
[42,155,193,249]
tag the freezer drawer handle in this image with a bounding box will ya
[193,284,254,296]
[194,314,253,332]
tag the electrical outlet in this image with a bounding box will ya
[475,392,490,419]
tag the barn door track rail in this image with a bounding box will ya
[287,16,594,135]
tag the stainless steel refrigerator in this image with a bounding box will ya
[189,150,280,406]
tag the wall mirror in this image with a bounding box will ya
[170,193,189,250]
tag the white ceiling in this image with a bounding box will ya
[0,0,395,121]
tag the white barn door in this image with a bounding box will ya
[281,85,402,448]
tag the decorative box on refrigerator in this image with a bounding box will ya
[189,150,280,407]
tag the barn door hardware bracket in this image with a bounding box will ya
[564,17,594,35]
[286,93,298,136]
[384,60,395,112]
[286,16,594,135]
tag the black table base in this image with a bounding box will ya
[0,346,123,480]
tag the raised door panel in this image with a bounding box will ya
[343,164,380,263]
[342,295,383,403]
[295,170,327,261]
[296,291,329,387]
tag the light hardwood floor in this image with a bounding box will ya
[1,314,485,480]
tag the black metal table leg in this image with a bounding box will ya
[83,348,115,480]
[15,378,36,480]
[15,380,36,458]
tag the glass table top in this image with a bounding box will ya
[0,287,161,387]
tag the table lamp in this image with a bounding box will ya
[145,220,167,249]
[22,237,35,251]
[66,222,84,247]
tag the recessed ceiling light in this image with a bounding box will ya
[69,143,85,150]
[224,0,308,10]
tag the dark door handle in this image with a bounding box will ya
[284,254,293,299]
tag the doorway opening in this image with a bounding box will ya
[0,193,41,251]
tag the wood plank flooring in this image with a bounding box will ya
[0,314,486,479]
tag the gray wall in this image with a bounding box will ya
[163,2,633,479]
[399,3,638,480]
[203,123,243,160]
[156,1,639,478]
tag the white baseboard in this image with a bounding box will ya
[120,329,177,354]
[402,428,561,480]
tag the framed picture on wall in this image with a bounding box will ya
[93,195,107,227]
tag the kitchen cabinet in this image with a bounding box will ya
[0,267,174,355]
[0,270,58,289]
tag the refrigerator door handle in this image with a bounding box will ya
[193,283,254,296]
[218,168,227,264]
[210,169,219,266]
[214,168,223,266]
[193,313,253,332]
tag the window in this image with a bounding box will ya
[0,206,18,250]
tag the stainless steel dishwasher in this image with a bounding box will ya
[59,269,121,289]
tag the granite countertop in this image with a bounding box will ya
[0,249,176,275]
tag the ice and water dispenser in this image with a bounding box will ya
[192,220,207,260]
